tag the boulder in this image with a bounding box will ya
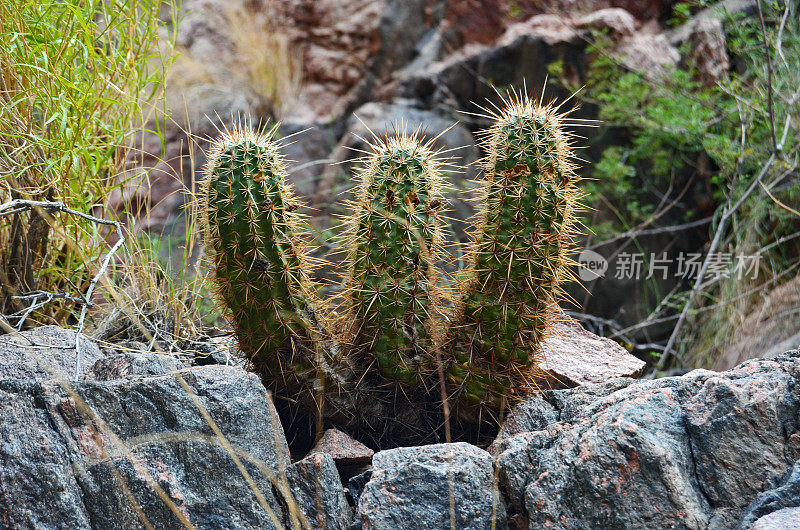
[494,351,800,528]
[750,508,800,530]
[357,442,506,529]
[85,352,183,381]
[0,326,294,529]
[739,461,800,529]
[686,18,729,86]
[0,326,103,382]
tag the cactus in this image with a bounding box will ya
[341,132,449,386]
[200,124,323,391]
[449,91,582,411]
[199,91,581,445]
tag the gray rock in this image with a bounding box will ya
[0,325,103,382]
[685,358,800,528]
[357,442,506,529]
[1,336,294,530]
[285,452,353,529]
[740,461,800,529]
[490,376,635,452]
[493,352,800,529]
[750,508,800,530]
[85,352,182,381]
[0,385,93,529]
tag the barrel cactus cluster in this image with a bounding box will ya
[200,91,582,444]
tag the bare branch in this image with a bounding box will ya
[0,199,125,379]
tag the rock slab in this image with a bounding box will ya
[0,327,296,529]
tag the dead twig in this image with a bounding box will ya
[0,199,125,379]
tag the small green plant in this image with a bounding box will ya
[200,92,582,442]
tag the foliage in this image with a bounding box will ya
[0,0,176,330]
[564,1,799,367]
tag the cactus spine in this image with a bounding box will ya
[200,124,322,389]
[450,91,582,410]
[341,132,449,386]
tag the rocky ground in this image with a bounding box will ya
[1,325,798,529]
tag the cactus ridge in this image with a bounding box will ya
[340,129,452,387]
[200,124,324,389]
[450,89,584,410]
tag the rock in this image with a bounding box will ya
[357,442,506,529]
[1,331,295,530]
[494,352,800,528]
[739,461,800,529]
[285,452,353,529]
[750,508,800,530]
[667,0,757,46]
[613,32,680,78]
[85,352,183,381]
[687,18,729,86]
[312,428,374,467]
[284,0,439,122]
[440,1,674,49]
[347,469,374,507]
[575,8,637,37]
[490,376,635,452]
[0,385,93,529]
[538,317,646,388]
[0,326,103,382]
[500,14,579,47]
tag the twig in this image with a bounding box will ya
[0,199,125,379]
[588,217,713,250]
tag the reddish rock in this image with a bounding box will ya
[538,317,646,389]
[312,428,374,466]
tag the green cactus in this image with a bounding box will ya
[449,91,582,411]
[200,91,582,445]
[200,124,322,390]
[341,132,449,386]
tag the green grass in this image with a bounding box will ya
[0,0,178,330]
